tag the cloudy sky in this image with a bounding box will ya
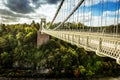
[0,0,120,26]
[0,0,60,24]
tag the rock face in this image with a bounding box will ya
[37,31,49,48]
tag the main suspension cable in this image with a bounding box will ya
[50,0,65,27]
[53,0,85,30]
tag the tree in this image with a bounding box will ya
[0,37,7,50]
[1,52,13,68]
[0,24,6,34]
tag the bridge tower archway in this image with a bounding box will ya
[37,18,49,48]
[39,18,46,31]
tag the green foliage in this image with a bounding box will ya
[0,37,7,49]
[1,52,13,68]
[86,70,94,76]
[0,22,120,78]
[24,32,35,42]
[78,66,86,75]
[16,32,24,40]
[1,52,8,60]
[0,22,39,69]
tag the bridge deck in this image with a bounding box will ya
[42,30,120,64]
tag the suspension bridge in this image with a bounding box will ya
[39,0,120,64]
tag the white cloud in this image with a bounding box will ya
[0,1,6,9]
[83,0,119,7]
[19,18,32,24]
[29,0,36,8]
[83,0,100,7]
[35,4,57,22]
[103,9,120,17]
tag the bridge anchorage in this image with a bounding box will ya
[41,0,120,64]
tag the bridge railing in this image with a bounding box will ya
[42,30,120,64]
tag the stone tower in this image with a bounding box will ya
[37,18,49,48]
